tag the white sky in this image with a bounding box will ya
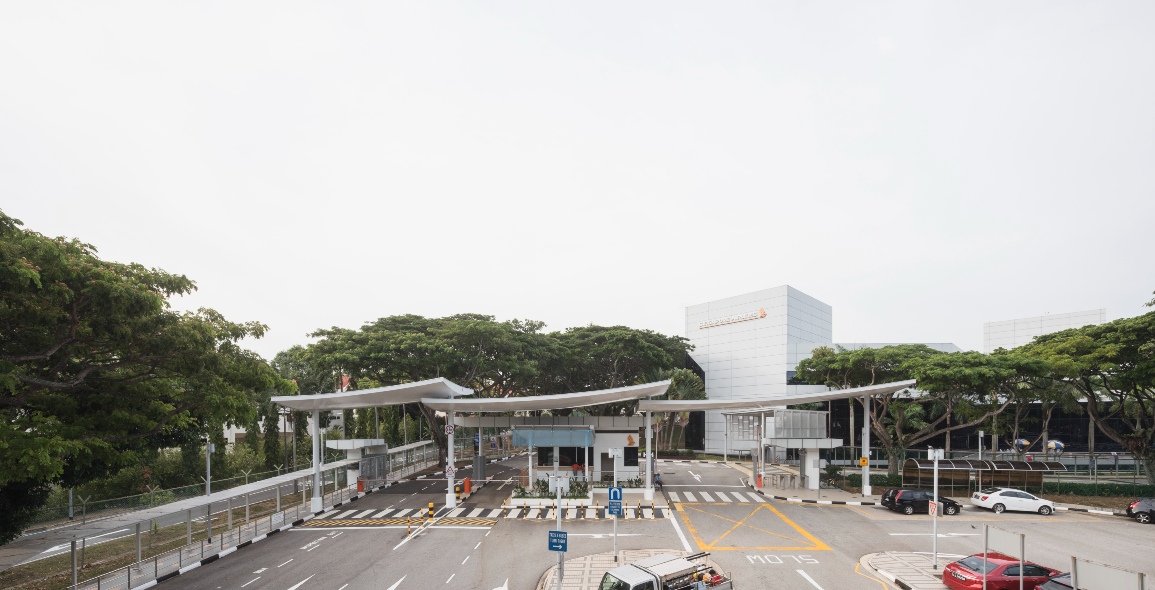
[3,2,1153,361]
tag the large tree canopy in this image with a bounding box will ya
[1021,311,1155,483]
[794,344,1042,473]
[0,210,291,543]
[301,314,692,465]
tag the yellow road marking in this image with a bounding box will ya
[683,504,807,544]
[854,562,891,589]
[675,502,830,552]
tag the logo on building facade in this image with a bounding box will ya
[699,308,767,329]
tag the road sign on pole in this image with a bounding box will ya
[444,424,454,435]
[445,465,456,477]
[608,487,623,502]
[929,501,937,516]
[548,530,567,552]
[608,500,622,516]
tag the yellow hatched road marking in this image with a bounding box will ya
[675,502,830,552]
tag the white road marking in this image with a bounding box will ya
[338,585,348,590]
[386,577,406,590]
[468,508,485,517]
[684,492,697,502]
[688,470,702,482]
[747,493,767,503]
[254,568,267,573]
[446,573,455,583]
[373,510,392,518]
[449,507,466,517]
[699,491,715,502]
[796,570,824,589]
[889,533,979,537]
[278,559,293,567]
[668,505,692,552]
[492,579,509,590]
[664,484,746,487]
[475,541,481,549]
[353,510,375,518]
[462,555,469,565]
[286,574,315,590]
[669,492,680,502]
[714,491,733,502]
[241,577,260,587]
[487,509,502,517]
[335,510,357,519]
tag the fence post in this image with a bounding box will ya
[245,492,250,523]
[135,521,142,563]
[71,539,77,590]
[81,537,86,569]
[227,497,232,531]
[126,564,132,589]
[276,484,281,513]
[186,509,192,545]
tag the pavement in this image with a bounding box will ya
[862,552,953,589]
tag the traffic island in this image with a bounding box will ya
[861,552,952,590]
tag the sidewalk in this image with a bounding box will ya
[726,461,882,505]
[862,552,952,590]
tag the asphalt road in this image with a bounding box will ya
[156,457,1155,590]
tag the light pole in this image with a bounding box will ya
[202,437,215,496]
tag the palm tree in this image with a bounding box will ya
[645,368,706,452]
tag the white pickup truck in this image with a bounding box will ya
[597,552,733,590]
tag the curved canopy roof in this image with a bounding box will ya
[421,380,671,413]
[271,378,473,411]
[637,379,917,412]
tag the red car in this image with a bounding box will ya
[942,552,1060,590]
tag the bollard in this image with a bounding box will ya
[407,516,411,537]
[502,502,507,518]
[427,502,434,520]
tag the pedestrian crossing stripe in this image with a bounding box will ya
[301,517,497,527]
[668,491,768,504]
[437,518,497,526]
[498,506,669,520]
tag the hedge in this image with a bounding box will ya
[846,474,903,488]
[1038,481,1155,498]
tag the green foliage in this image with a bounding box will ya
[1021,310,1155,483]
[565,480,589,499]
[1038,481,1155,498]
[512,485,528,498]
[846,473,904,488]
[531,478,550,497]
[0,209,293,542]
[824,462,843,480]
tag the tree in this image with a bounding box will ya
[0,210,292,543]
[794,345,1038,474]
[262,402,283,472]
[648,368,705,451]
[1022,311,1155,483]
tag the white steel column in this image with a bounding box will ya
[644,411,654,501]
[311,409,322,512]
[862,396,872,497]
[446,412,456,508]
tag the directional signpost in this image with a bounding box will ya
[609,486,623,561]
[548,530,567,552]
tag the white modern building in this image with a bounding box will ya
[983,309,1106,353]
[685,286,832,454]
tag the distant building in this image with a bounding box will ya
[685,286,961,454]
[983,309,1106,353]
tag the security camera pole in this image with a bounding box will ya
[930,446,943,569]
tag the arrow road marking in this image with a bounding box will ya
[386,575,406,590]
[286,574,315,590]
[688,471,702,482]
[797,569,825,589]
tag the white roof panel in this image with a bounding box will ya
[271,378,473,411]
[422,381,671,413]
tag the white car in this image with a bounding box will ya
[970,487,1055,515]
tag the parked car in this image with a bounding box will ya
[1126,497,1154,524]
[888,489,963,515]
[1038,573,1073,590]
[881,488,915,509]
[970,487,1055,515]
[942,552,1060,590]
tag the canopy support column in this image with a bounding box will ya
[862,396,872,497]
[446,412,456,509]
[644,411,654,501]
[311,409,323,512]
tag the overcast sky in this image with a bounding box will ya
[3,2,1153,361]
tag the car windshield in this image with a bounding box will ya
[979,488,1002,494]
[598,574,631,590]
[957,557,998,574]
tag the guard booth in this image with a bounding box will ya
[724,408,842,490]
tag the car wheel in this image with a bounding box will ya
[903,505,915,515]
[1137,512,1151,524]
[993,503,1005,514]
[1038,505,1052,516]
[945,505,958,515]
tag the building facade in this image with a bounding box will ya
[983,309,1106,353]
[685,285,832,453]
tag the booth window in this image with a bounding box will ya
[537,447,554,466]
[624,447,639,467]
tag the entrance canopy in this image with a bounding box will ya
[637,379,917,412]
[421,380,671,413]
[270,377,473,411]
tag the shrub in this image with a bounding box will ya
[1039,482,1155,498]
[847,473,903,488]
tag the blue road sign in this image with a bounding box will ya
[475,433,481,447]
[608,486,623,502]
[608,500,623,516]
[548,530,567,552]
